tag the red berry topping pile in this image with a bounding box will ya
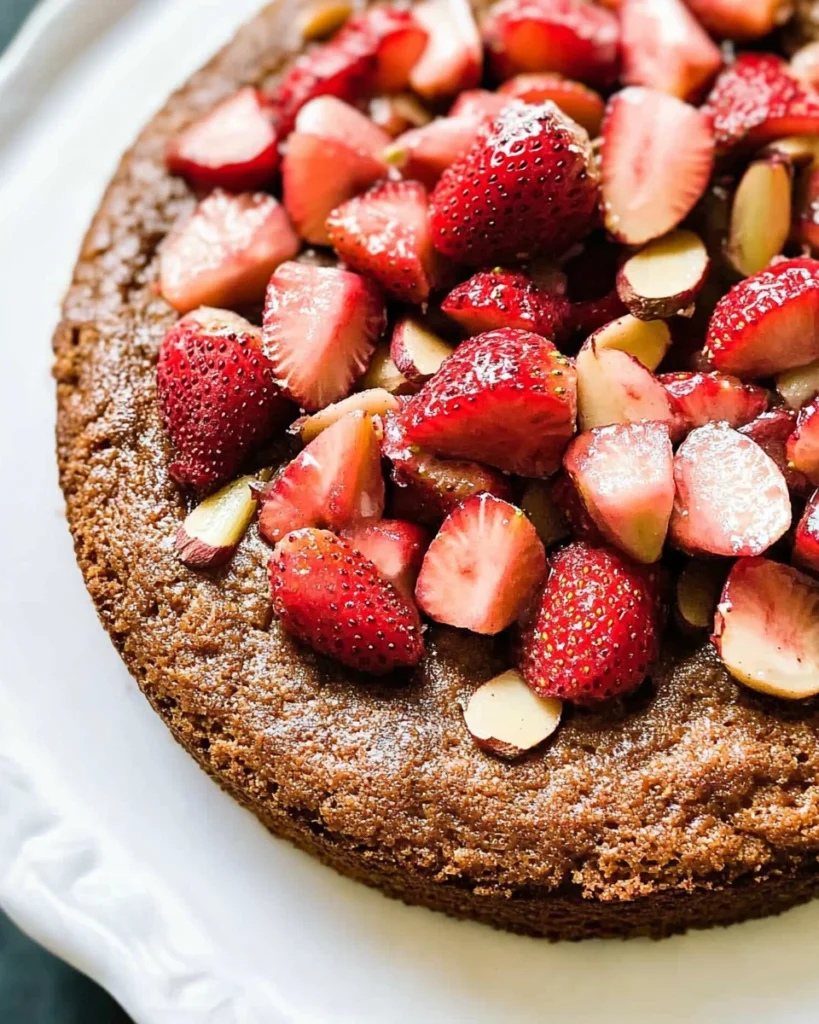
[157,0,819,749]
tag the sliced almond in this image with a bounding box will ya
[713,558,819,700]
[675,559,726,632]
[291,389,400,443]
[587,313,671,371]
[776,358,819,410]
[464,670,562,759]
[520,479,570,548]
[726,157,792,277]
[390,318,455,385]
[370,94,433,137]
[359,345,417,395]
[175,472,267,569]
[299,0,353,40]
[616,229,709,320]
[762,135,819,168]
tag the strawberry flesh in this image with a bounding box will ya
[415,494,547,634]
[702,54,819,155]
[270,529,424,673]
[258,411,385,545]
[620,0,722,100]
[669,422,791,557]
[383,411,514,526]
[262,262,386,411]
[601,86,715,246]
[429,101,600,265]
[659,371,770,442]
[482,0,620,87]
[576,343,673,431]
[156,308,289,490]
[159,191,300,314]
[685,0,785,40]
[739,408,813,498]
[409,0,483,101]
[327,180,445,303]
[787,399,819,487]
[712,557,819,699]
[386,113,489,189]
[441,269,571,341]
[166,88,281,193]
[704,258,819,379]
[282,96,390,246]
[563,422,674,564]
[342,519,430,600]
[518,542,663,703]
[498,73,605,135]
[794,491,819,575]
[402,328,577,477]
[336,8,429,93]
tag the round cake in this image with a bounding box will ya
[55,0,819,940]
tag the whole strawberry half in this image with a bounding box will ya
[402,327,577,477]
[441,269,571,342]
[702,54,819,155]
[326,180,446,303]
[429,101,599,265]
[157,308,289,490]
[518,541,664,703]
[703,258,819,379]
[659,371,770,441]
[270,529,425,674]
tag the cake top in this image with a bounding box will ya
[154,0,819,760]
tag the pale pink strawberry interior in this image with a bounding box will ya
[156,0,819,733]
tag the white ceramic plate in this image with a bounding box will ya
[2,3,819,1022]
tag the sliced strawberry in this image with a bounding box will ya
[159,191,300,315]
[273,39,375,138]
[282,96,389,245]
[794,490,819,574]
[336,8,429,93]
[549,471,604,544]
[441,269,571,341]
[669,422,792,557]
[739,408,813,498]
[712,557,819,700]
[262,262,386,411]
[341,519,429,600]
[659,371,770,441]
[386,113,487,188]
[518,541,663,703]
[449,89,510,119]
[415,494,547,634]
[685,0,786,40]
[787,399,819,486]
[402,328,577,477]
[601,87,715,246]
[326,180,445,303]
[409,0,483,101]
[156,308,289,490]
[270,528,424,673]
[166,87,281,193]
[576,342,673,431]
[563,422,674,564]
[619,0,721,101]
[704,258,819,379]
[482,0,620,88]
[258,411,384,544]
[430,101,600,265]
[702,54,819,156]
[498,73,605,135]
[383,411,514,525]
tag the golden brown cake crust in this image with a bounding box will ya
[54,0,819,939]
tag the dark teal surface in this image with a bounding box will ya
[1,3,133,1021]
